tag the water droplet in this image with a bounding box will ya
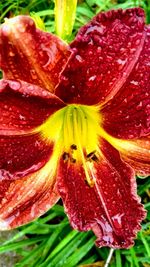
[135,39,140,45]
[9,51,15,57]
[9,81,21,90]
[88,75,96,81]
[112,213,124,229]
[130,80,139,85]
[117,58,127,65]
[19,114,26,120]
[97,46,102,53]
[4,105,8,109]
[125,115,129,120]
[136,101,143,110]
[75,54,84,63]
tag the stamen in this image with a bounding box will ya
[37,104,101,186]
[71,144,77,150]
[62,152,70,162]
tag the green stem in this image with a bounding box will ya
[54,0,77,41]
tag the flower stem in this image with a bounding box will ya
[54,0,77,41]
[104,248,114,267]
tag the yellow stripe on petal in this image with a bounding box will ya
[99,128,150,177]
[0,158,59,229]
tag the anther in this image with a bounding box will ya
[86,151,99,162]
[91,154,99,162]
[62,152,69,162]
[71,144,77,150]
[71,158,76,163]
[87,151,96,159]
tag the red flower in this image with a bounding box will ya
[0,8,149,248]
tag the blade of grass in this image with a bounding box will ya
[0,236,44,253]
[62,235,95,267]
[115,250,122,267]
[139,231,150,257]
[129,247,140,267]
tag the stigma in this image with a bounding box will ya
[38,104,101,186]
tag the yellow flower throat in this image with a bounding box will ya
[37,104,136,186]
[38,104,101,186]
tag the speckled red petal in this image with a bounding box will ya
[0,79,65,134]
[0,163,59,229]
[0,16,71,92]
[57,139,146,249]
[56,8,145,105]
[102,26,150,139]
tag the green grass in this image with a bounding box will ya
[0,0,150,266]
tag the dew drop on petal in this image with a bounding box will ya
[9,81,21,90]
[112,213,124,229]
[19,114,26,121]
[116,58,127,65]
[130,80,139,85]
[9,51,15,57]
[136,101,143,110]
[89,75,96,81]
[75,54,84,63]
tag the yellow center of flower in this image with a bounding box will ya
[38,104,101,186]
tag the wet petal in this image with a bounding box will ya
[57,139,146,248]
[117,136,150,177]
[102,26,150,139]
[0,16,71,92]
[0,161,59,229]
[99,128,150,177]
[56,8,145,105]
[0,79,65,135]
[0,133,53,180]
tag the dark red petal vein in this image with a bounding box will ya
[56,8,145,105]
[57,139,146,248]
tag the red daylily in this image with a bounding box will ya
[0,8,149,249]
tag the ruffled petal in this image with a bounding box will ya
[0,16,71,92]
[102,26,150,139]
[0,161,59,229]
[0,79,65,135]
[56,8,145,105]
[57,139,146,248]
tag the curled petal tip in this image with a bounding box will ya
[2,16,35,36]
[0,16,71,92]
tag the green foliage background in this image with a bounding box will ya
[0,1,150,266]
